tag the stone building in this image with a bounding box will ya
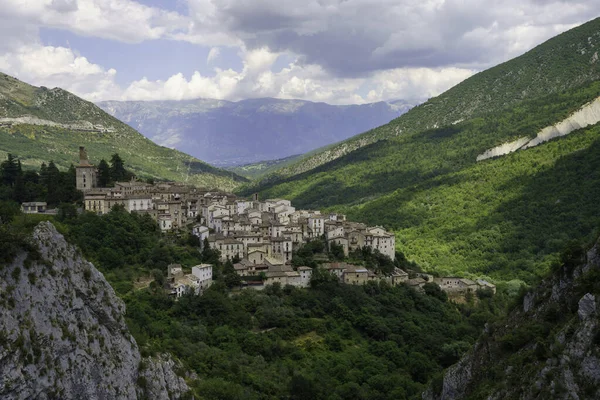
[75,146,97,192]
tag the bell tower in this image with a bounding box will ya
[75,146,98,191]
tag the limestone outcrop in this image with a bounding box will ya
[0,222,190,399]
[423,239,600,400]
[0,115,115,133]
[477,96,600,161]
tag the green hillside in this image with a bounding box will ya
[224,154,304,179]
[0,73,247,189]
[246,17,600,183]
[241,19,600,283]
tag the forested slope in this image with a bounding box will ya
[425,237,600,400]
[239,22,600,283]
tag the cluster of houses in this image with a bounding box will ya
[73,146,495,299]
[165,259,495,298]
[201,198,395,263]
[76,147,396,261]
[167,263,213,297]
[404,274,497,299]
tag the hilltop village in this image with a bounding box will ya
[57,147,493,298]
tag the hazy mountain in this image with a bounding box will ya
[97,98,416,166]
[0,72,246,189]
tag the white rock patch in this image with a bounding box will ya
[477,96,600,161]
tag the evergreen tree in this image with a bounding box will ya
[45,161,61,206]
[63,165,82,203]
[1,154,21,187]
[110,153,127,182]
[39,163,48,187]
[97,159,111,187]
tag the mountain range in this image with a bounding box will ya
[241,17,600,283]
[0,72,246,190]
[97,98,416,166]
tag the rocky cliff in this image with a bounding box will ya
[424,239,600,399]
[0,222,191,399]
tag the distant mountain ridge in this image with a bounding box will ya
[0,72,246,190]
[97,97,416,166]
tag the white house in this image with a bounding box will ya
[126,195,154,212]
[308,215,325,238]
[366,226,396,260]
[192,264,213,292]
[192,225,210,246]
[297,266,313,287]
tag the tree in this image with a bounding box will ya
[0,200,20,224]
[110,153,127,182]
[57,203,77,221]
[45,161,61,206]
[423,282,448,302]
[329,242,345,261]
[310,267,339,288]
[39,163,48,187]
[1,154,21,187]
[97,159,111,187]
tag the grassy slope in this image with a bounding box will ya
[0,73,247,190]
[242,77,600,283]
[243,16,600,186]
[225,154,304,179]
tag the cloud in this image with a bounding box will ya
[206,47,220,64]
[365,67,477,102]
[1,0,600,105]
[0,44,120,102]
[185,0,600,76]
[48,0,79,13]
[117,48,466,104]
[1,0,190,43]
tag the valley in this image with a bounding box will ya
[1,9,600,400]
[98,98,415,166]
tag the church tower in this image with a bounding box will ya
[75,146,97,192]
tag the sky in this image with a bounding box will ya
[0,0,598,105]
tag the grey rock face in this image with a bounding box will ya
[424,239,600,400]
[523,291,536,312]
[0,222,190,399]
[578,293,596,320]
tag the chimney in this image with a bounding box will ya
[253,193,259,201]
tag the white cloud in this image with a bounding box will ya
[206,47,220,64]
[1,0,190,43]
[366,67,477,102]
[0,44,120,102]
[116,48,365,104]
[49,0,79,13]
[1,0,600,104]
[184,0,600,75]
[116,49,466,104]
